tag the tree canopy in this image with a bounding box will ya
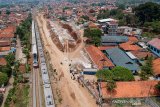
[84,28,102,46]
[141,56,153,75]
[96,69,113,81]
[112,66,134,81]
[134,2,160,24]
[96,66,134,81]
[0,72,8,86]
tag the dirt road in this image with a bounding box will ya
[36,14,97,107]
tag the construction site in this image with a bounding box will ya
[36,12,98,107]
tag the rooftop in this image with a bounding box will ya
[101,81,159,98]
[104,47,139,71]
[98,18,117,23]
[153,58,160,75]
[119,42,142,51]
[148,38,160,50]
[101,35,128,44]
[0,57,7,66]
[85,45,114,69]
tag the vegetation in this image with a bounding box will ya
[134,2,160,25]
[84,28,102,46]
[112,66,134,81]
[0,72,8,86]
[16,14,32,60]
[155,81,160,91]
[106,80,117,92]
[0,94,3,106]
[5,53,15,67]
[96,70,113,81]
[96,66,134,82]
[81,15,89,21]
[141,56,153,75]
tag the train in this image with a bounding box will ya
[32,20,38,67]
[33,20,55,107]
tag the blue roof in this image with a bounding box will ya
[101,35,128,43]
[104,48,140,71]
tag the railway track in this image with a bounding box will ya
[32,68,42,107]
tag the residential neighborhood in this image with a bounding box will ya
[0,0,160,107]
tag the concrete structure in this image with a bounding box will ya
[148,38,160,57]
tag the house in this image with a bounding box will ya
[98,18,118,24]
[85,45,114,70]
[101,81,159,99]
[0,57,7,66]
[101,35,128,46]
[103,21,118,35]
[103,47,140,73]
[131,50,152,60]
[119,42,142,51]
[117,26,142,37]
[153,58,160,79]
[148,38,160,57]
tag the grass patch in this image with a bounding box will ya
[4,84,29,107]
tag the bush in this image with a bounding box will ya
[96,70,113,81]
[112,66,134,81]
[0,72,8,86]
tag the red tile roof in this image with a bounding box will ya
[0,47,11,52]
[0,26,16,38]
[101,81,159,98]
[98,46,116,51]
[131,50,152,59]
[148,38,160,50]
[153,58,160,75]
[119,42,142,51]
[85,45,114,69]
[0,57,7,66]
[128,37,139,43]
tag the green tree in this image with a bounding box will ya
[139,71,149,80]
[0,94,3,106]
[134,2,160,25]
[5,53,15,67]
[112,66,134,81]
[96,70,113,81]
[155,81,160,91]
[81,15,89,20]
[141,56,153,75]
[0,66,12,77]
[6,10,11,15]
[106,80,117,92]
[84,28,102,46]
[0,72,8,86]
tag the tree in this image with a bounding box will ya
[5,53,15,67]
[0,94,3,106]
[0,66,12,77]
[139,71,149,80]
[96,70,113,81]
[134,2,160,25]
[112,66,134,81]
[155,81,160,91]
[6,10,11,15]
[84,28,102,46]
[106,80,117,92]
[0,72,8,86]
[141,56,153,75]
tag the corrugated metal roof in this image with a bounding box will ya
[105,48,139,71]
[101,35,128,43]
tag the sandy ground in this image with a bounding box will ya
[36,14,97,107]
[15,35,27,64]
